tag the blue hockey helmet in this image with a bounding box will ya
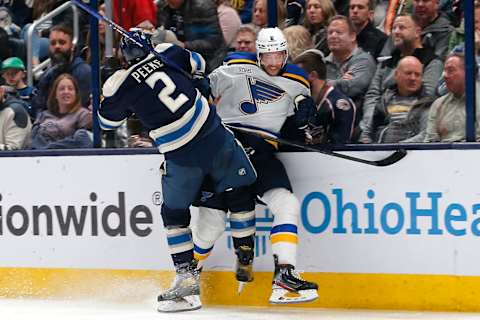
[120,28,153,65]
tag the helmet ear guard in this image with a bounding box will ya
[255,27,288,69]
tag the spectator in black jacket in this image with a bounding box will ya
[349,0,387,60]
[157,0,228,72]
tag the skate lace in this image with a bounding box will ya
[288,267,305,282]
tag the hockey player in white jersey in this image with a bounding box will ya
[193,27,319,304]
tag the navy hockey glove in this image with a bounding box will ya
[193,76,211,99]
[294,95,316,129]
[305,124,328,145]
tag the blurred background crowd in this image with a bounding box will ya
[0,0,476,150]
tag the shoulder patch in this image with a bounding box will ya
[336,99,351,111]
[281,63,310,88]
[102,69,130,98]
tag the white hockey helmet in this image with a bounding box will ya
[256,27,288,69]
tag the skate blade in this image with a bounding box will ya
[238,281,247,294]
[157,295,202,313]
[269,287,318,304]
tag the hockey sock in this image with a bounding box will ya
[230,210,256,241]
[166,227,195,266]
[193,207,228,268]
[270,223,298,265]
[262,188,299,266]
[232,234,255,250]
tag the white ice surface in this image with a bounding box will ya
[1,299,480,320]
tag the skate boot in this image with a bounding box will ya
[269,255,318,304]
[157,260,202,312]
[235,245,254,293]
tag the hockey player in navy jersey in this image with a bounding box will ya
[293,49,357,144]
[98,30,257,313]
[192,27,318,304]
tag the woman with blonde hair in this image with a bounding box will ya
[303,0,336,55]
[31,73,92,149]
[283,25,314,61]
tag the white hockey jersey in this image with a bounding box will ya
[209,52,310,135]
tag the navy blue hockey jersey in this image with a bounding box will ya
[311,85,357,144]
[99,43,218,153]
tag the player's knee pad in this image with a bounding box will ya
[261,188,299,225]
[161,204,191,228]
[193,207,227,248]
[225,185,255,213]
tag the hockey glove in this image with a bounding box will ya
[294,95,316,129]
[305,124,328,145]
[193,76,211,100]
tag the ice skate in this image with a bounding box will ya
[269,255,318,304]
[235,245,254,293]
[157,260,202,312]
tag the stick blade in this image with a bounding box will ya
[374,149,407,167]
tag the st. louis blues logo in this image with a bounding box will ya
[199,191,214,203]
[227,207,273,257]
[240,77,286,114]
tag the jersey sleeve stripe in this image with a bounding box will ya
[149,94,210,153]
[97,113,126,130]
[190,51,206,74]
[282,72,310,88]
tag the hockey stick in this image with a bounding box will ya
[72,0,192,79]
[226,125,407,167]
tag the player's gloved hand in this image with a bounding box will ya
[358,132,373,144]
[193,76,211,99]
[305,124,327,145]
[294,95,316,129]
[243,146,256,157]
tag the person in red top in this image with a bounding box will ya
[113,0,157,31]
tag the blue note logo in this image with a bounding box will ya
[199,191,214,203]
[240,77,286,114]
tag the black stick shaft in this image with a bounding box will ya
[72,0,192,79]
[227,125,406,167]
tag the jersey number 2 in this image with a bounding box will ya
[146,72,189,113]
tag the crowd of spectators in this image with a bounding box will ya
[0,0,477,150]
